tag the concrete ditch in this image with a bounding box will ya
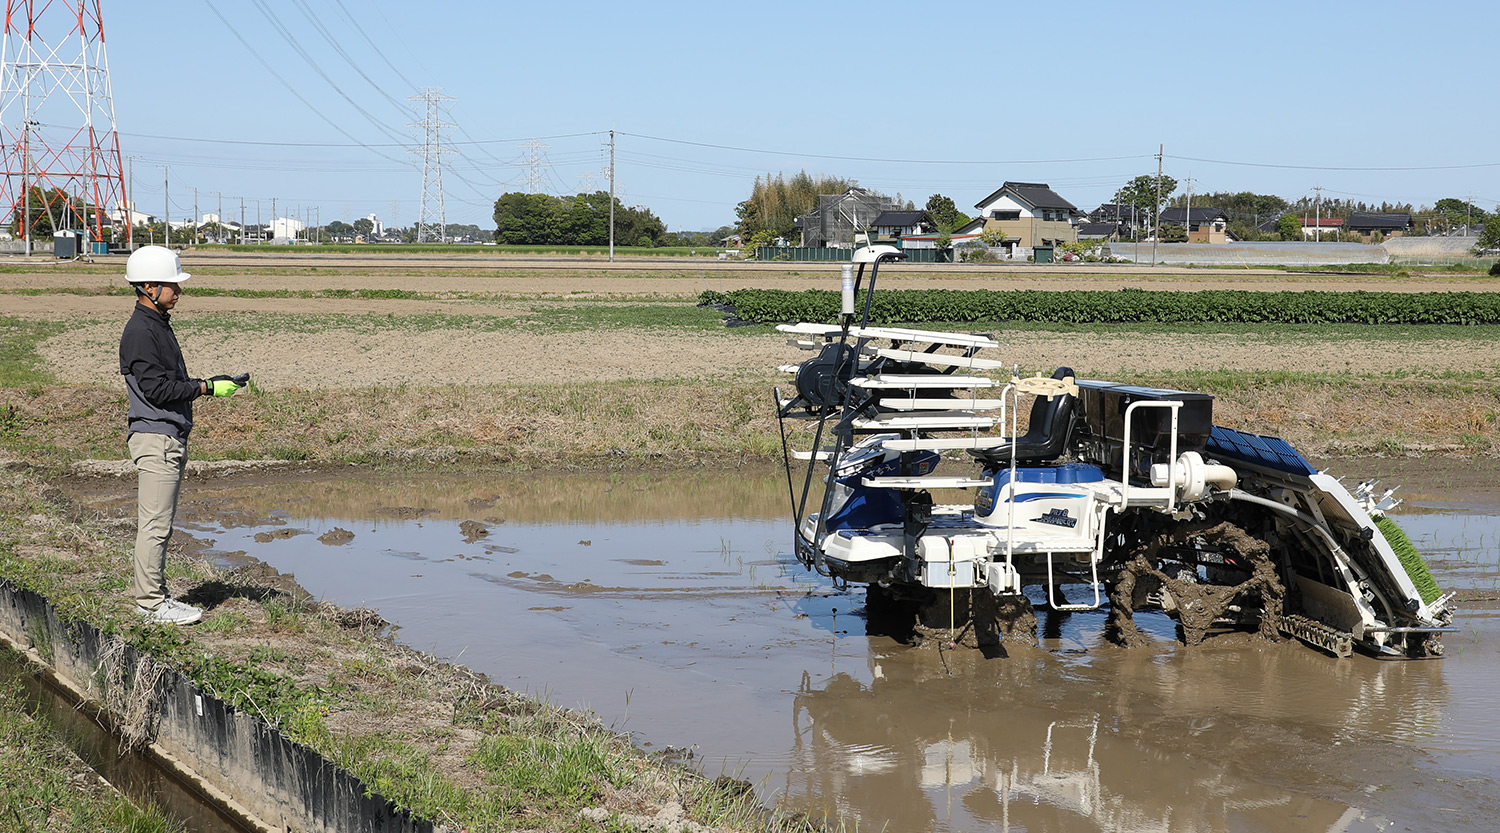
[0,579,433,833]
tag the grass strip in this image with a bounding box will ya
[703,287,1500,325]
[0,316,63,387]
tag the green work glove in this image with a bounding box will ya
[207,374,244,397]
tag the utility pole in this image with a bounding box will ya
[239,197,245,245]
[22,118,30,257]
[1313,185,1323,242]
[271,197,277,240]
[1151,144,1162,265]
[608,130,616,262]
[193,187,198,247]
[161,166,169,248]
[127,155,135,248]
[1182,175,1195,241]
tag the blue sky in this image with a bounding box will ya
[90,0,1500,231]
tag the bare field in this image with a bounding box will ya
[7,252,1500,388]
[4,251,1499,463]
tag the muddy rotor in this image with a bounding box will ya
[1106,521,1286,648]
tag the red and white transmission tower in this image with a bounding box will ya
[0,1,128,253]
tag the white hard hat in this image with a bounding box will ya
[125,245,191,285]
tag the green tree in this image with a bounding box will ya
[737,171,856,239]
[1114,174,1177,230]
[10,186,88,239]
[491,191,665,246]
[1276,214,1302,241]
[1436,197,1488,231]
[1475,212,1500,252]
[925,194,969,233]
[352,218,374,238]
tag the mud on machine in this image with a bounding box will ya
[772,246,1455,658]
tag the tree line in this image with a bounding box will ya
[492,191,667,247]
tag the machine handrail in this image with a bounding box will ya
[1120,400,1182,511]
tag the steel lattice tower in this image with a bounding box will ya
[0,1,128,251]
[408,88,454,243]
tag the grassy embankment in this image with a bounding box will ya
[0,465,793,832]
[0,654,181,833]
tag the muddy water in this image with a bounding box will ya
[79,466,1500,832]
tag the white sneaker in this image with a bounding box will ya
[136,597,203,626]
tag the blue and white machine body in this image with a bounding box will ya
[773,249,1455,658]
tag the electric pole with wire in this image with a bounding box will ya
[1151,144,1163,265]
[1313,185,1324,242]
[608,130,616,262]
[408,88,455,243]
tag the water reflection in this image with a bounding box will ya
[782,632,1446,832]
[65,469,1500,833]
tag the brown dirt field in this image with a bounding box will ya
[7,252,1500,389]
[27,319,1500,390]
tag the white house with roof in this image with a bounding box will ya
[957,181,1082,255]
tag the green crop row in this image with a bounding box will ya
[699,288,1500,325]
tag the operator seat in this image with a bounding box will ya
[971,366,1078,466]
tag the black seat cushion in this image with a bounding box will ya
[970,366,1077,466]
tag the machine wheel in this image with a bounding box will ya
[1106,521,1286,647]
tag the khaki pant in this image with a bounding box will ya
[128,431,186,610]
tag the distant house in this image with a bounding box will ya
[1088,203,1149,238]
[1077,221,1121,241]
[1158,206,1230,244]
[900,231,982,250]
[1345,212,1412,241]
[1298,216,1345,240]
[871,210,936,244]
[972,182,1081,252]
[795,187,897,248]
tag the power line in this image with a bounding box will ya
[617,132,1150,165]
[1167,154,1500,172]
[197,0,410,166]
[117,129,606,148]
[288,0,418,119]
[244,0,409,144]
[330,0,422,94]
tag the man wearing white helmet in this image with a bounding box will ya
[119,245,246,625]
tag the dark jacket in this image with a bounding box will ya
[119,303,203,441]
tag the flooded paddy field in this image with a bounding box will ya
[68,461,1500,832]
